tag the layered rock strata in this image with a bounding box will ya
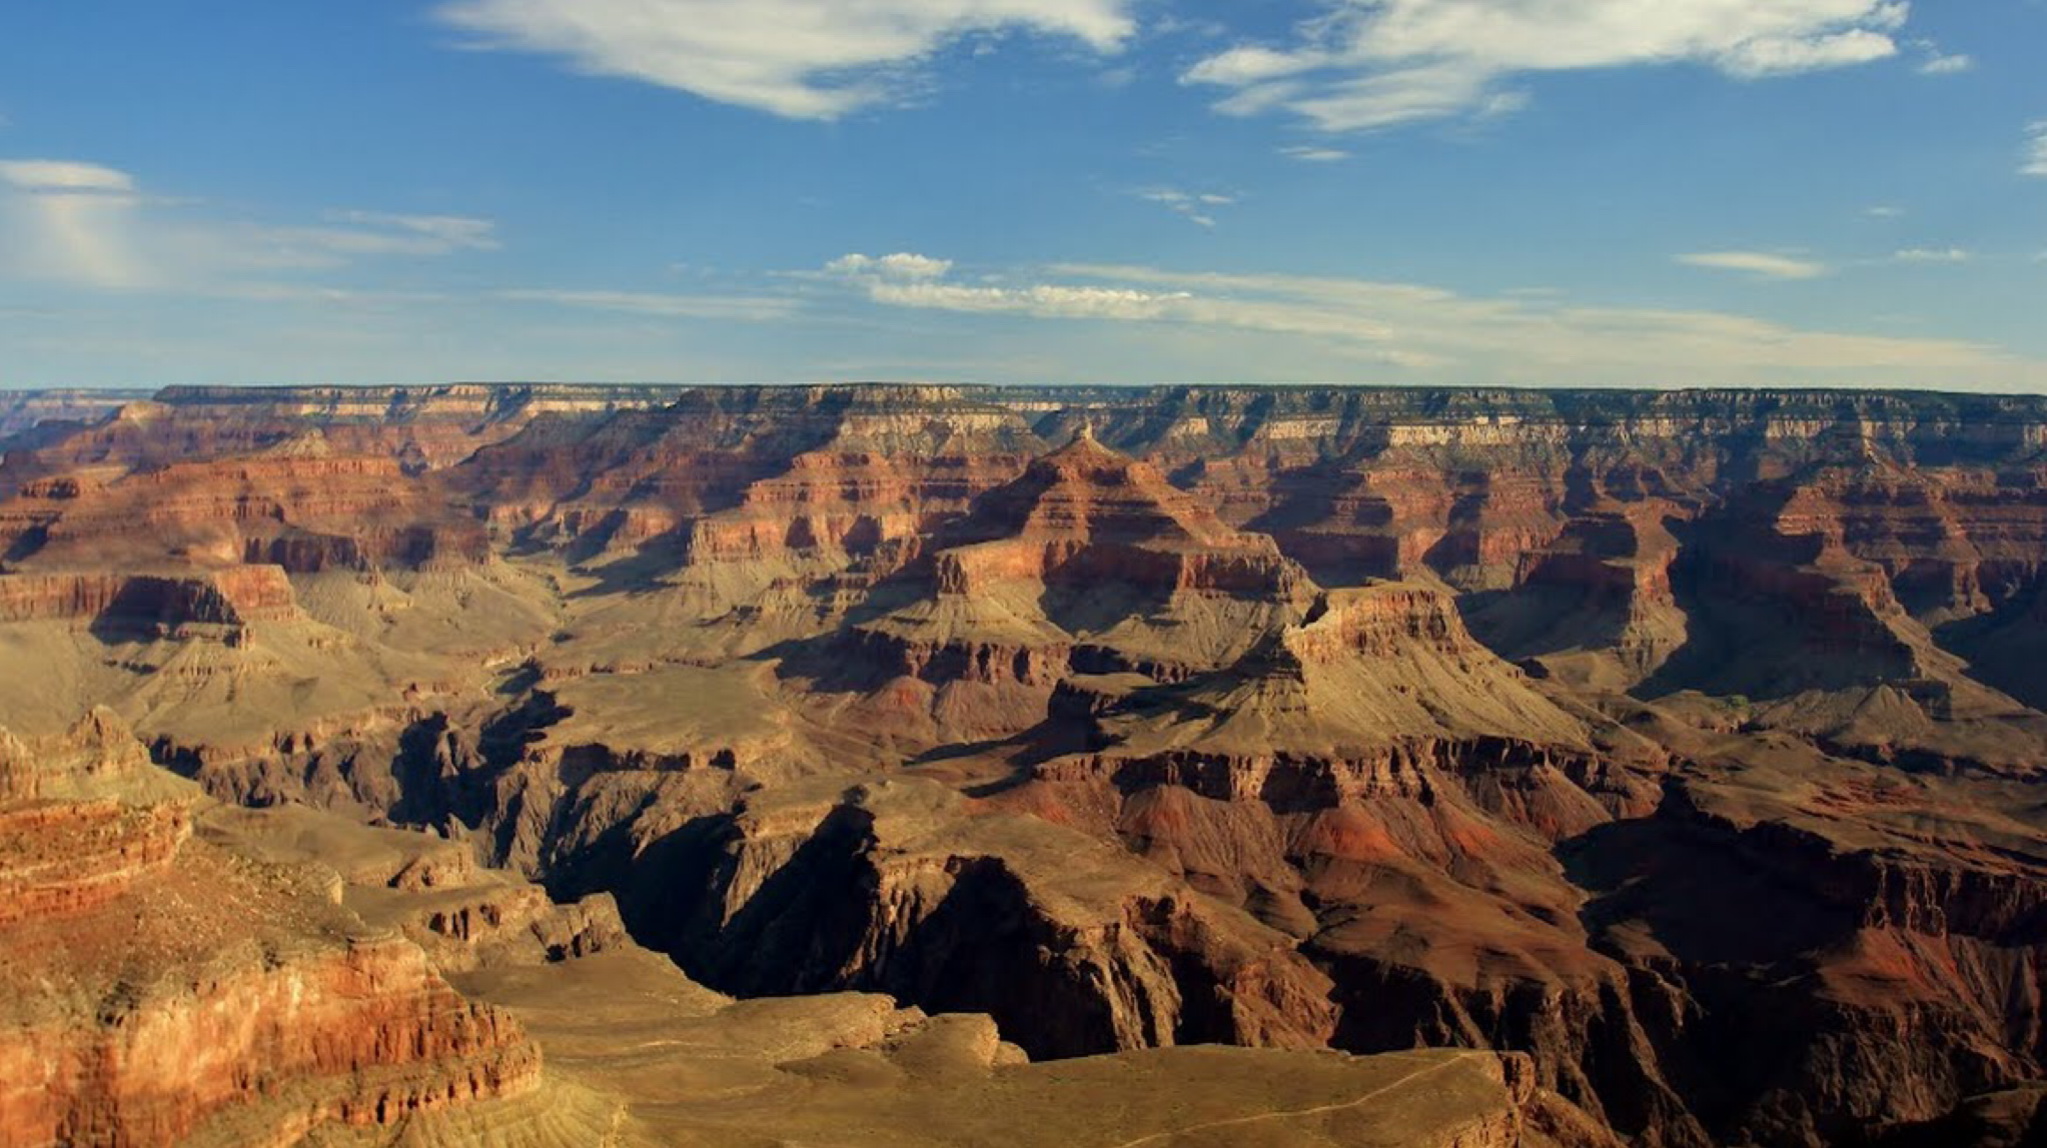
[0,715,541,1148]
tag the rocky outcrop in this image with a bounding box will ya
[0,567,298,630]
[0,716,542,1148]
[0,390,150,444]
[2,443,488,572]
[1873,1085,2047,1148]
[1560,745,2047,1145]
[455,384,1042,562]
[593,780,1342,1062]
[0,800,189,926]
[447,940,1606,1148]
[122,726,1596,1148]
[1472,505,1690,682]
[1008,646,1677,1140]
[794,430,1320,739]
[1,935,539,1148]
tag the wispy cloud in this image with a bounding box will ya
[1676,250,1829,280]
[2025,121,2047,177]
[498,288,797,321]
[1134,187,1236,227]
[825,251,1189,319]
[826,252,952,279]
[435,0,1137,120]
[816,253,2021,381]
[0,157,499,289]
[1279,145,1351,162]
[0,160,136,195]
[1915,51,1973,75]
[0,159,149,287]
[1184,1,1915,132]
[1892,247,1970,263]
[332,212,499,251]
[226,213,500,269]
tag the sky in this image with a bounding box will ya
[1,0,2044,390]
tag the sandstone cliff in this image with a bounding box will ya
[0,713,541,1148]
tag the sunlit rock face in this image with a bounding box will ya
[0,712,542,1148]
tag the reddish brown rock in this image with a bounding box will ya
[0,716,541,1148]
[0,567,299,629]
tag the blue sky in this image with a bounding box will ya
[1,0,2043,389]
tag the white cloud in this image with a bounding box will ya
[1865,204,1905,218]
[870,280,1190,320]
[1280,145,1350,162]
[825,251,1188,318]
[1915,51,1973,75]
[227,213,501,268]
[0,157,499,289]
[498,288,797,321]
[826,252,953,279]
[2025,121,2047,177]
[1069,263,2021,376]
[816,253,2019,381]
[1892,247,1970,263]
[436,0,1136,120]
[334,212,500,251]
[1716,27,1899,77]
[1677,251,1829,280]
[1135,187,1236,227]
[1186,0,1912,131]
[0,159,136,195]
[0,158,148,287]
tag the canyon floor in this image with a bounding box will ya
[3,383,2047,1147]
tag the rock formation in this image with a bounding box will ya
[0,704,1576,1148]
[0,712,539,1147]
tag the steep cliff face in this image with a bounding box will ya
[992,578,1696,1142]
[7,384,675,479]
[454,385,1043,562]
[1566,744,2047,1145]
[0,567,299,630]
[0,714,542,1148]
[1470,504,1689,684]
[791,430,1320,742]
[1,437,487,574]
[2,935,540,1148]
[621,783,1339,1060]
[0,390,150,444]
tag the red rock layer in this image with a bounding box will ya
[0,568,298,627]
[1768,466,2047,619]
[684,449,1027,570]
[0,800,188,925]
[612,790,1343,1063]
[455,385,1042,561]
[0,717,541,1148]
[0,936,538,1148]
[3,448,486,572]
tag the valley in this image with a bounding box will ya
[3,383,2046,1147]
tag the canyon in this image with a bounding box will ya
[3,382,2046,1146]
